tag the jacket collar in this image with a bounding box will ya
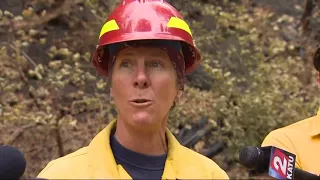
[310,107,320,137]
[87,119,181,179]
[162,125,181,179]
[87,120,121,179]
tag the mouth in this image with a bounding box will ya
[129,98,152,106]
[131,99,151,103]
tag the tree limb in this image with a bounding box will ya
[181,125,214,147]
[5,122,44,144]
[10,0,74,31]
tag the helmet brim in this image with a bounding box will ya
[92,32,201,76]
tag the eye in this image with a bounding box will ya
[119,60,130,68]
[149,61,163,68]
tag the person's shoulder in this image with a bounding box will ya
[37,146,89,179]
[283,115,315,131]
[262,115,316,149]
[264,115,315,139]
[177,145,229,179]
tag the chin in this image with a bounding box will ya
[130,111,156,127]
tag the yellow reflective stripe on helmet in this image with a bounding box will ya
[99,19,120,38]
[167,17,192,36]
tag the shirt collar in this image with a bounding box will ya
[310,107,320,137]
[87,119,181,179]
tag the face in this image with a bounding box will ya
[111,47,179,130]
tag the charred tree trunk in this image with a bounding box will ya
[301,0,315,33]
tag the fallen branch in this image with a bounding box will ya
[53,125,64,157]
[1,42,37,68]
[264,53,280,63]
[200,142,225,158]
[181,125,214,147]
[54,109,68,157]
[10,0,74,31]
[5,122,44,144]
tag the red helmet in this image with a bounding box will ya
[92,0,201,76]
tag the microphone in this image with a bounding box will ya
[0,145,27,179]
[239,146,319,179]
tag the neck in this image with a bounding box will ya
[114,117,168,156]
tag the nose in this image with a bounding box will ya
[133,66,150,89]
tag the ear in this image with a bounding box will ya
[316,71,320,88]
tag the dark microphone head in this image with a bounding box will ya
[239,146,271,172]
[0,145,26,179]
[239,146,262,169]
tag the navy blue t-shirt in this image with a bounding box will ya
[110,134,167,180]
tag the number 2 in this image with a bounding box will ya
[273,156,287,175]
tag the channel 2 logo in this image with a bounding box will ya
[269,147,296,179]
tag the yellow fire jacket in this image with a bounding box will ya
[262,108,320,175]
[37,120,229,179]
